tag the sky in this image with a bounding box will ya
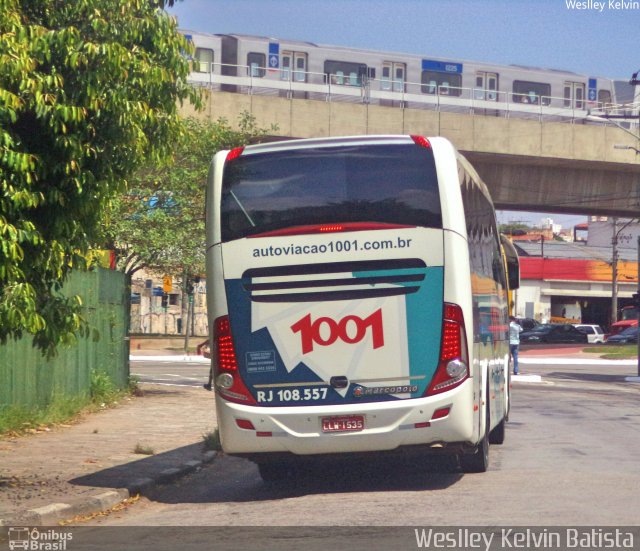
[167,0,640,229]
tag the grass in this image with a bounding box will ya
[0,394,91,435]
[0,371,140,437]
[202,428,221,451]
[583,344,638,360]
[133,443,155,455]
[89,370,120,404]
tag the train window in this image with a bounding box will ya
[294,54,307,82]
[421,71,462,96]
[487,75,498,100]
[598,89,612,109]
[247,52,266,78]
[325,60,367,86]
[474,76,484,99]
[382,65,391,90]
[575,86,584,109]
[195,48,213,73]
[512,80,551,105]
[394,65,406,92]
[281,53,291,81]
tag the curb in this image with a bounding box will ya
[0,451,217,527]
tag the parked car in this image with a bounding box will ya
[605,326,638,344]
[520,323,589,344]
[515,317,539,331]
[573,324,606,344]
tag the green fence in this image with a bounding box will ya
[0,268,129,408]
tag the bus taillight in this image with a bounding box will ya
[426,303,469,396]
[226,147,245,162]
[411,135,431,149]
[214,315,257,404]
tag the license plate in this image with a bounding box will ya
[321,415,365,433]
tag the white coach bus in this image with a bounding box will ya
[205,135,516,480]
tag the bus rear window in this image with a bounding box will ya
[221,144,442,241]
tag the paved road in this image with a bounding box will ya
[131,353,640,389]
[85,378,640,528]
[130,360,210,388]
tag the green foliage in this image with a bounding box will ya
[202,428,221,451]
[0,0,200,355]
[89,369,119,403]
[0,394,89,434]
[105,113,277,279]
[584,345,637,360]
[128,374,143,396]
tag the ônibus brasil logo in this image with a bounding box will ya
[290,309,384,354]
[8,527,72,551]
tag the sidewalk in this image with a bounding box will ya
[517,345,640,386]
[0,381,217,526]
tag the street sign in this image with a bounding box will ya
[163,276,172,293]
[588,78,597,102]
[268,42,279,70]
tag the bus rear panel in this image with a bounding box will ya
[206,135,508,470]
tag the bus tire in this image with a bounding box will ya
[505,369,511,421]
[459,393,490,473]
[489,417,506,445]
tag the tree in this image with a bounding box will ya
[498,222,531,236]
[105,113,277,279]
[0,0,199,354]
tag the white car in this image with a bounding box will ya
[573,324,605,344]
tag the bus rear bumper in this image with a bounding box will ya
[216,381,477,456]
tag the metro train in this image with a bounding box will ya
[182,30,636,120]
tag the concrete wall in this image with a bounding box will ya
[183,91,640,217]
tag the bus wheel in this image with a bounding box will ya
[257,461,294,483]
[459,395,490,473]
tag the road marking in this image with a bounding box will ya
[164,374,206,381]
[130,355,209,363]
[520,357,636,365]
[138,381,202,388]
[511,374,543,383]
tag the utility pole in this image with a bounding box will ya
[611,217,638,328]
[628,234,640,383]
[183,276,195,354]
[611,217,619,328]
